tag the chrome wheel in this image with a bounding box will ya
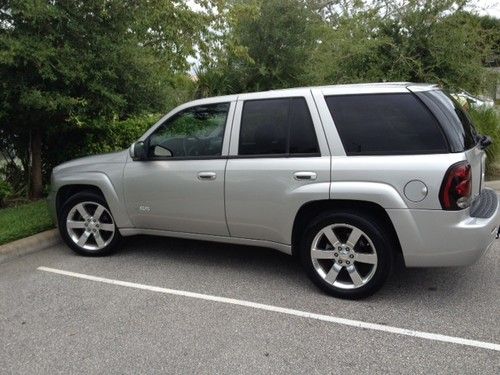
[311,223,378,290]
[66,201,115,251]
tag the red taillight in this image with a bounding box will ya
[439,161,472,210]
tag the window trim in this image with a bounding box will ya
[144,101,232,161]
[237,97,321,158]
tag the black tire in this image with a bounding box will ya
[58,191,121,256]
[299,210,393,299]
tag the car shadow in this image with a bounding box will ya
[115,235,490,303]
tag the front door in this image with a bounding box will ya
[123,101,234,236]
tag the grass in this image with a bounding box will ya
[0,200,54,246]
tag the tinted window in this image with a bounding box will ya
[325,93,448,155]
[415,90,477,152]
[289,98,320,154]
[239,98,319,156]
[149,103,229,158]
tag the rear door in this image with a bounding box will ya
[225,90,331,245]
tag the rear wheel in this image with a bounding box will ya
[299,211,393,299]
[58,192,121,256]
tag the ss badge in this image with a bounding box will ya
[139,205,151,213]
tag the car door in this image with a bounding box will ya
[225,90,331,245]
[123,101,235,236]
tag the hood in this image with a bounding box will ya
[53,150,129,174]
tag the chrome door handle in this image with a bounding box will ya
[294,171,317,181]
[197,172,217,180]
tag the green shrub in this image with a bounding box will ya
[469,107,500,176]
[43,113,161,179]
[0,179,12,207]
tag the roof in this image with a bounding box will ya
[183,82,439,107]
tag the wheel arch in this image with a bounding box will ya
[53,172,132,228]
[291,199,402,257]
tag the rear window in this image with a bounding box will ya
[325,93,448,155]
[414,90,477,152]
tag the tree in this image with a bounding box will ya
[0,0,209,198]
[197,0,324,95]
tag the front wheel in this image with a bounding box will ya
[299,211,393,299]
[58,192,121,256]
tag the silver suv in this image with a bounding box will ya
[48,83,500,299]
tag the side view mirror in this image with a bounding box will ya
[129,141,148,160]
[479,135,492,150]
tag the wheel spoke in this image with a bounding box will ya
[93,205,105,220]
[99,223,114,232]
[77,231,91,247]
[322,227,341,247]
[94,232,105,248]
[324,263,342,284]
[347,265,363,287]
[75,204,90,220]
[67,220,86,229]
[355,252,377,265]
[347,227,363,247]
[311,248,336,259]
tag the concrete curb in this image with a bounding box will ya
[0,228,61,264]
[485,180,500,192]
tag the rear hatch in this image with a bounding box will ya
[409,87,485,201]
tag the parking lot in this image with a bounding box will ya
[1,235,499,374]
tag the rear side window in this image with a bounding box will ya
[239,98,319,156]
[325,93,448,155]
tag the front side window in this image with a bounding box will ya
[148,103,229,158]
[238,97,319,156]
[325,93,448,155]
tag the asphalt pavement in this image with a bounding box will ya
[1,235,499,374]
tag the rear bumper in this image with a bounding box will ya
[388,188,499,267]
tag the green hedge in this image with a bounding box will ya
[43,114,161,178]
[469,107,500,175]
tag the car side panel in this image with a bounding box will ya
[225,157,331,244]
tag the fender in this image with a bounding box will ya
[330,181,408,209]
[54,172,133,228]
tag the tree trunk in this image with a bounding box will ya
[30,128,43,199]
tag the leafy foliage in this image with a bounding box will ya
[469,107,500,174]
[0,0,213,197]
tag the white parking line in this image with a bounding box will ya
[38,266,500,352]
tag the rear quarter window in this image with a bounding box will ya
[414,90,477,152]
[325,93,448,155]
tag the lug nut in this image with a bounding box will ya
[334,253,338,257]
[346,261,350,265]
[349,254,354,258]
[338,247,342,251]
[346,247,350,251]
[338,260,343,264]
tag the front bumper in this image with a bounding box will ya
[388,188,499,267]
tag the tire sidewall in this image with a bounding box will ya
[58,192,120,256]
[299,211,393,299]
